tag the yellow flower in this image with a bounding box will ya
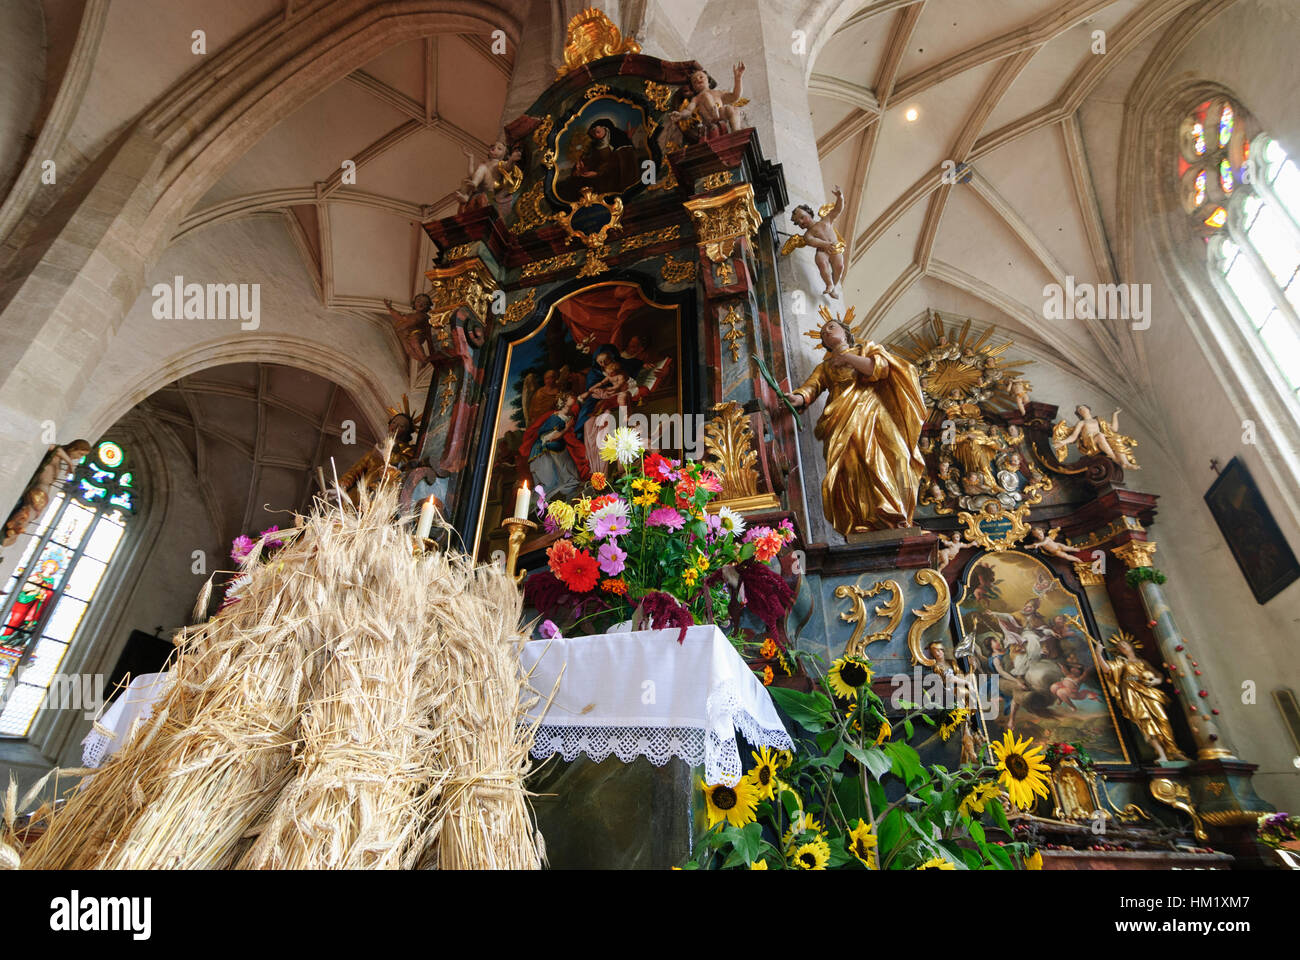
[916,857,957,870]
[598,433,619,464]
[990,731,1052,810]
[782,815,824,852]
[748,747,779,801]
[749,859,768,870]
[547,501,575,530]
[682,568,699,587]
[776,750,795,770]
[571,527,594,547]
[762,665,774,686]
[631,477,661,495]
[1025,848,1043,871]
[590,471,607,490]
[700,777,760,829]
[939,707,972,741]
[828,655,873,699]
[575,496,592,520]
[695,554,709,571]
[792,837,830,870]
[633,492,658,507]
[958,782,1003,819]
[847,819,878,869]
[759,637,778,659]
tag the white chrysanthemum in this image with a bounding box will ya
[610,426,644,464]
[716,505,746,536]
[586,499,629,531]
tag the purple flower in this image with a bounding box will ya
[542,515,559,535]
[230,535,255,562]
[597,542,627,576]
[539,619,561,640]
[534,485,548,517]
[744,525,774,544]
[646,507,685,530]
[591,513,631,540]
[259,524,284,549]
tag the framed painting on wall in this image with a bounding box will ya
[954,549,1131,764]
[1204,456,1300,604]
[468,279,692,561]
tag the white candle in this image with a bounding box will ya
[416,497,437,539]
[513,481,531,520]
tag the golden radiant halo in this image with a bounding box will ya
[804,304,856,349]
[383,394,422,430]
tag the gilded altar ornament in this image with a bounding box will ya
[1149,777,1208,840]
[338,399,421,504]
[1092,631,1187,764]
[720,303,745,362]
[555,8,641,80]
[1051,404,1140,470]
[425,257,495,326]
[781,186,847,298]
[934,530,967,570]
[701,402,779,513]
[4,439,91,545]
[908,569,952,668]
[1111,539,1158,569]
[554,187,624,272]
[643,80,677,112]
[660,253,697,284]
[835,578,902,656]
[683,183,762,263]
[501,517,537,584]
[1073,559,1105,587]
[502,288,536,325]
[783,307,926,535]
[698,171,734,191]
[616,224,681,255]
[437,370,458,417]
[509,180,555,235]
[956,500,1032,552]
[1049,758,1106,822]
[521,251,581,279]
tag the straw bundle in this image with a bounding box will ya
[17,474,542,870]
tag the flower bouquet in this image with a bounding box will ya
[220,525,288,612]
[523,426,796,643]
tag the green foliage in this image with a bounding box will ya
[1125,566,1167,588]
[684,662,1036,870]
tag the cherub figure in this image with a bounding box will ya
[1027,525,1086,562]
[671,62,747,140]
[781,186,846,297]
[1052,404,1140,470]
[456,140,522,212]
[934,531,967,570]
[579,365,633,409]
[384,293,434,367]
[4,439,91,545]
[1007,377,1032,415]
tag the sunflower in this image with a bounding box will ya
[792,837,830,870]
[938,707,972,741]
[957,782,1003,819]
[855,710,892,746]
[749,859,768,870]
[828,655,874,699]
[847,819,879,869]
[916,857,957,870]
[748,747,779,800]
[776,749,795,769]
[782,815,825,852]
[990,731,1052,810]
[682,567,700,588]
[1024,848,1043,871]
[700,777,760,829]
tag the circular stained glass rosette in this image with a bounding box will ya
[97,440,124,468]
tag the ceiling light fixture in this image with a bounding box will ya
[904,106,919,122]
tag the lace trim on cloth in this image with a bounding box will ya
[527,680,794,786]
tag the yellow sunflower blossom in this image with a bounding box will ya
[990,731,1052,810]
[747,747,779,801]
[782,815,825,853]
[846,819,878,869]
[939,707,972,741]
[958,782,1003,819]
[792,837,830,870]
[916,857,957,870]
[1024,848,1043,870]
[700,777,760,829]
[694,554,709,571]
[828,655,873,700]
[749,859,769,870]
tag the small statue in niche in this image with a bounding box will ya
[1052,404,1140,470]
[782,308,926,535]
[455,140,523,212]
[1091,633,1187,763]
[1007,377,1032,415]
[3,439,91,546]
[926,640,979,711]
[781,186,846,298]
[934,531,967,570]
[384,293,434,367]
[670,62,747,141]
[337,402,419,505]
[1026,525,1087,563]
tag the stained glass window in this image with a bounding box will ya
[0,440,135,737]
[1181,97,1300,406]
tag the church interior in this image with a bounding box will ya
[1,0,1298,873]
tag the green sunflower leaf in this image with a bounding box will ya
[987,793,1012,833]
[767,686,833,730]
[903,717,914,739]
[968,818,986,846]
[883,741,925,785]
[985,842,1014,870]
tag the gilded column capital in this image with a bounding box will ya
[683,183,761,263]
[1111,539,1158,569]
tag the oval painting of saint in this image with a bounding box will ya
[551,97,654,205]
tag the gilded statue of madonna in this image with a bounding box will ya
[783,308,926,534]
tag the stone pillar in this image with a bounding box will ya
[1111,539,1236,761]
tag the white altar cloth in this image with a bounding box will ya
[520,625,794,786]
[81,672,172,768]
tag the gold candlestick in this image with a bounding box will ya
[502,517,537,583]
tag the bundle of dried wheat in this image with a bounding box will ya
[16,474,541,870]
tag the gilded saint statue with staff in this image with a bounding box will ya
[782,306,926,535]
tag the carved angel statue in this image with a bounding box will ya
[384,293,434,367]
[1007,377,1032,415]
[934,531,967,570]
[3,439,91,545]
[455,140,523,212]
[1091,633,1187,763]
[1052,404,1139,470]
[338,401,419,505]
[1026,525,1086,562]
[781,186,846,298]
[671,62,747,141]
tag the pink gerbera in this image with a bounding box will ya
[230,535,255,562]
[646,507,686,530]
